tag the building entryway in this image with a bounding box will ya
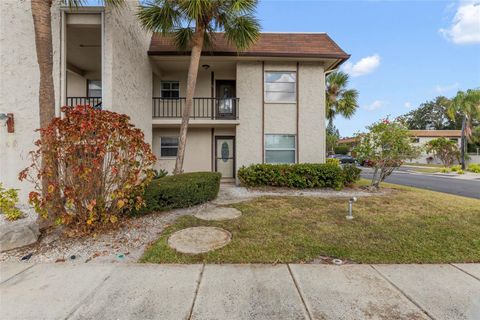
[215,136,235,178]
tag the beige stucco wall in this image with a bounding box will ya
[103,1,153,144]
[66,71,86,97]
[235,61,263,171]
[0,0,62,202]
[152,127,236,174]
[153,128,212,173]
[298,62,325,163]
[411,136,461,164]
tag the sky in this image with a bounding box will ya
[86,0,480,137]
[256,0,480,137]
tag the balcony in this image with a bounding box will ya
[152,97,239,120]
[66,97,102,109]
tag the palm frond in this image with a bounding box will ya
[223,14,260,51]
[179,0,213,22]
[174,27,194,51]
[137,0,181,33]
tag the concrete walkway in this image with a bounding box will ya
[1,263,479,320]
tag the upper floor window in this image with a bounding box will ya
[160,136,179,157]
[161,81,180,98]
[450,138,458,142]
[265,134,296,164]
[411,137,420,143]
[264,72,296,103]
[87,80,102,98]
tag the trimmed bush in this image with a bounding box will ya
[342,164,361,186]
[326,158,340,166]
[135,172,221,214]
[238,163,350,189]
[467,163,480,173]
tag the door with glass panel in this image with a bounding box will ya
[215,80,236,119]
[215,136,235,178]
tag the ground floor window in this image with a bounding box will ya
[265,134,296,164]
[160,136,179,157]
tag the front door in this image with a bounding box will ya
[215,80,236,119]
[215,136,235,178]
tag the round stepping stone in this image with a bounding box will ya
[195,206,242,221]
[168,227,231,254]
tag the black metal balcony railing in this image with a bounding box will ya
[152,97,239,120]
[66,97,102,109]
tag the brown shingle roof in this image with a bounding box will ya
[338,130,462,145]
[409,130,462,138]
[149,32,350,61]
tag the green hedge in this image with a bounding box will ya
[134,172,221,214]
[237,163,360,189]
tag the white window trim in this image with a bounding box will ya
[160,136,179,159]
[264,71,297,104]
[264,134,297,164]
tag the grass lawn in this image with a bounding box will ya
[141,182,480,264]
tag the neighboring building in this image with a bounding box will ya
[338,130,462,164]
[0,1,349,201]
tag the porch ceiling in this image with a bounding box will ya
[66,25,101,75]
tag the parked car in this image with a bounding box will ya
[328,154,357,164]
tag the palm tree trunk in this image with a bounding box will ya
[31,0,57,228]
[31,0,56,129]
[173,28,204,174]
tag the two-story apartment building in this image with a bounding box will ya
[0,1,349,201]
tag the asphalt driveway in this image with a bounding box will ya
[361,167,480,199]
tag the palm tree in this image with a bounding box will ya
[448,89,480,141]
[138,0,260,174]
[30,0,125,224]
[325,71,359,128]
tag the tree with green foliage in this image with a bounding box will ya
[353,119,420,189]
[425,137,460,167]
[326,123,340,155]
[397,96,462,130]
[138,0,260,174]
[326,71,359,128]
[448,89,480,141]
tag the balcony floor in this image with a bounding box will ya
[152,118,239,128]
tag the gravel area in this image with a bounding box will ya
[0,204,206,264]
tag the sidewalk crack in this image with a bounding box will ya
[64,272,112,320]
[450,264,480,282]
[0,263,37,285]
[370,265,435,320]
[287,264,312,320]
[188,264,205,320]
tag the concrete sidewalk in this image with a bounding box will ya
[1,263,479,320]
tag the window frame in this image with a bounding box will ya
[264,71,297,103]
[160,80,180,98]
[160,136,179,158]
[264,134,297,164]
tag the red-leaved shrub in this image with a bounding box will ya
[19,106,156,233]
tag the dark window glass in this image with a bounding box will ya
[161,137,179,157]
[161,81,180,98]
